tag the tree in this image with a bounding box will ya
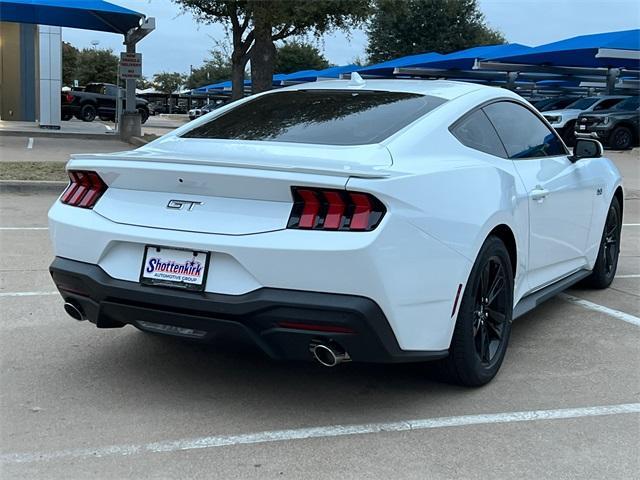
[62,42,79,86]
[153,72,186,113]
[74,47,119,86]
[174,1,371,98]
[366,0,505,64]
[186,50,233,89]
[136,76,154,90]
[275,41,330,74]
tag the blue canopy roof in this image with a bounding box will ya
[0,0,144,34]
[357,44,532,77]
[411,43,531,70]
[355,52,443,76]
[276,64,359,83]
[487,29,640,69]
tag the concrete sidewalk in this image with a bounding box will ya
[0,136,133,163]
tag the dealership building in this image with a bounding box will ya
[0,0,152,136]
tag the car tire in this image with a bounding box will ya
[562,121,576,147]
[61,114,72,121]
[609,126,633,150]
[99,115,113,122]
[80,104,96,122]
[439,236,514,387]
[138,108,149,124]
[582,197,622,289]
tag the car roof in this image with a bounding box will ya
[277,79,489,101]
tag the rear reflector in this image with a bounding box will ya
[287,187,385,231]
[277,321,355,334]
[60,170,107,208]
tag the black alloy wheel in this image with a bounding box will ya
[472,257,509,366]
[440,236,513,387]
[603,204,621,276]
[582,197,622,289]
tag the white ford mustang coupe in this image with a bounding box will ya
[48,78,623,386]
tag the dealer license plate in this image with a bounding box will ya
[579,125,586,130]
[140,246,209,291]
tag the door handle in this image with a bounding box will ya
[530,187,550,202]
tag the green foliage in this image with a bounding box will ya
[186,51,233,89]
[275,41,330,74]
[174,0,372,96]
[74,47,119,86]
[62,43,119,86]
[153,72,187,94]
[366,0,505,63]
[136,76,154,90]
[62,42,78,86]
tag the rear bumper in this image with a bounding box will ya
[50,257,448,364]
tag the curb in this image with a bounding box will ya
[0,180,67,194]
[0,130,122,141]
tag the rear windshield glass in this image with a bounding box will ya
[182,90,447,145]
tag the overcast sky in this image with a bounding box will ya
[61,0,640,78]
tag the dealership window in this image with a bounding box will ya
[483,102,567,159]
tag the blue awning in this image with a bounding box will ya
[487,29,640,69]
[277,64,359,83]
[0,0,144,34]
[411,43,531,70]
[355,52,443,76]
[359,44,532,77]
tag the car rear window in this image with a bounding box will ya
[182,90,447,145]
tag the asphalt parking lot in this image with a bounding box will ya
[0,151,639,479]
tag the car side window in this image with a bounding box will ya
[483,101,567,159]
[593,98,623,111]
[450,109,507,158]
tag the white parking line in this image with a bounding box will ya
[1,402,637,464]
[0,291,58,298]
[26,137,34,149]
[623,223,640,227]
[561,294,640,327]
[0,227,48,231]
[616,274,640,278]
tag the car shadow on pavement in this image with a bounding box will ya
[68,325,474,424]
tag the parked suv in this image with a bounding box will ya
[576,96,640,150]
[61,83,150,123]
[543,95,629,145]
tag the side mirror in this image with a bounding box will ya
[571,138,603,162]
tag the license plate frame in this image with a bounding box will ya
[140,245,210,292]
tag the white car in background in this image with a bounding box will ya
[48,78,623,386]
[543,95,629,145]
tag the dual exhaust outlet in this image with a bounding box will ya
[309,341,351,367]
[63,300,350,367]
[63,300,85,321]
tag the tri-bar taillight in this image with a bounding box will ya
[60,170,107,208]
[287,187,386,231]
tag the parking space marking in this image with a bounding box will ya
[0,291,58,297]
[1,402,637,464]
[561,294,640,327]
[622,223,640,226]
[26,137,34,149]
[0,227,48,231]
[616,274,640,278]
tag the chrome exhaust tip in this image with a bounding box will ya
[63,301,84,321]
[310,341,351,367]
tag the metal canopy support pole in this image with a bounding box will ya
[120,17,155,141]
[606,68,620,94]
